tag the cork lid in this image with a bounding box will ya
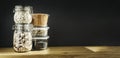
[32,13,49,27]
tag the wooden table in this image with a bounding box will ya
[0,46,120,58]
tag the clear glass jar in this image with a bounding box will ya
[13,24,33,52]
[14,5,24,23]
[14,5,33,23]
[32,36,49,50]
[32,27,49,37]
[24,6,33,23]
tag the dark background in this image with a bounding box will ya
[0,0,120,47]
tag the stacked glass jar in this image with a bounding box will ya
[13,5,33,52]
[32,13,50,50]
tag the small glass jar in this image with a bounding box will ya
[13,5,33,23]
[14,5,24,23]
[32,36,49,50]
[13,24,33,52]
[24,6,33,23]
[32,27,49,37]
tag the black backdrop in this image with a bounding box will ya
[0,0,120,47]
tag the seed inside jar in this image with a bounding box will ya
[13,31,32,52]
[32,36,49,50]
[32,27,49,37]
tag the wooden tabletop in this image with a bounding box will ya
[0,46,120,58]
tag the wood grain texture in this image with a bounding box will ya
[0,46,120,58]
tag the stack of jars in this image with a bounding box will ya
[13,5,33,52]
[32,13,50,50]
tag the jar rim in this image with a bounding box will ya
[32,36,49,40]
[12,24,33,31]
[32,13,50,16]
[33,27,49,30]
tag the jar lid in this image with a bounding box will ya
[15,5,23,9]
[33,27,49,30]
[32,13,49,27]
[14,5,23,11]
[33,36,49,40]
[24,6,33,13]
[12,23,33,30]
[32,13,50,16]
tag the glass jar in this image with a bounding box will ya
[13,24,33,52]
[14,5,24,23]
[14,5,33,23]
[32,27,49,37]
[24,6,33,23]
[32,36,49,50]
